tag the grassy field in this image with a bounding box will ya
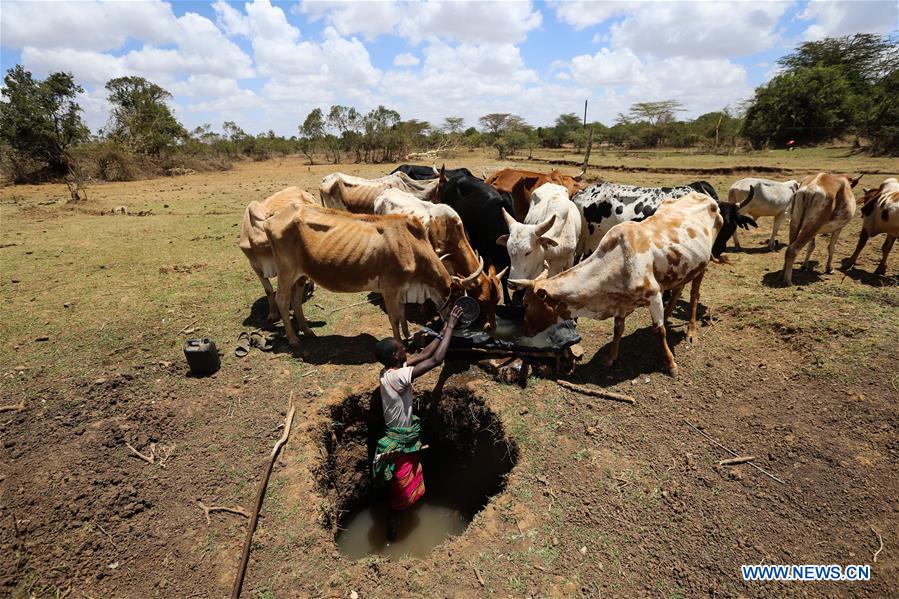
[1,148,897,598]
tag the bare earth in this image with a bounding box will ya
[1,148,897,598]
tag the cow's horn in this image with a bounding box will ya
[507,278,534,290]
[439,253,452,262]
[459,255,484,286]
[534,214,556,237]
[495,266,509,280]
[501,207,517,228]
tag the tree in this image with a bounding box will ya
[628,100,685,126]
[299,108,325,164]
[0,65,89,181]
[778,33,898,87]
[442,117,464,134]
[104,76,185,155]
[479,113,512,136]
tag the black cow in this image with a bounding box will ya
[573,180,756,259]
[440,174,514,302]
[391,164,477,181]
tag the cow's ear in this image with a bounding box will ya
[738,215,758,229]
[849,174,862,188]
[539,236,558,248]
[496,234,508,246]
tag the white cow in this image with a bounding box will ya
[497,183,584,280]
[844,178,899,276]
[728,178,800,250]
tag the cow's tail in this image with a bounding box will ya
[788,185,814,245]
[738,185,755,210]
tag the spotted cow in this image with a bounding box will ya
[572,181,754,259]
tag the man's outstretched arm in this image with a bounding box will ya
[410,306,463,379]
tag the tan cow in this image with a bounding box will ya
[844,178,899,276]
[486,168,585,221]
[319,171,446,213]
[238,186,320,322]
[263,205,478,348]
[781,172,861,285]
[374,188,505,330]
[509,192,723,377]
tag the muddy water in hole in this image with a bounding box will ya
[336,499,469,559]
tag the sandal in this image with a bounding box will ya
[235,332,251,358]
[250,330,274,352]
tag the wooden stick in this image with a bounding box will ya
[178,319,199,334]
[231,393,296,599]
[197,500,250,525]
[329,299,374,314]
[683,420,786,485]
[718,456,756,466]
[473,565,486,587]
[0,399,26,413]
[556,380,636,404]
[871,526,883,563]
[125,443,155,465]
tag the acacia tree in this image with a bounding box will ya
[478,113,512,137]
[442,117,464,134]
[299,108,325,164]
[628,101,685,126]
[0,65,89,181]
[104,76,185,156]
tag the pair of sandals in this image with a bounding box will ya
[234,330,274,357]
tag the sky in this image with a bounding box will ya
[1,0,896,136]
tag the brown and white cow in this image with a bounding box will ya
[843,178,899,276]
[509,192,723,377]
[319,170,446,213]
[238,186,320,322]
[781,172,861,285]
[485,168,585,221]
[263,204,475,348]
[374,188,505,329]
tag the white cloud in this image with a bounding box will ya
[393,53,421,67]
[798,0,898,40]
[569,48,643,86]
[551,1,642,30]
[299,0,542,44]
[609,1,792,59]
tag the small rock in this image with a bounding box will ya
[350,592,359,599]
[642,377,650,383]
[586,426,597,436]
[715,390,722,398]
[552,537,559,546]
[34,336,49,342]
[519,406,529,415]
[579,546,587,555]
[63,302,71,308]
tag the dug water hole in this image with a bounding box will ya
[317,387,518,559]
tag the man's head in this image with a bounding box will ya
[374,337,406,368]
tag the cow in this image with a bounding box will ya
[572,180,755,260]
[319,170,446,213]
[263,204,477,348]
[373,188,505,329]
[781,172,861,285]
[486,168,586,221]
[728,178,800,250]
[390,164,475,181]
[497,183,584,282]
[843,178,899,276]
[508,192,723,377]
[238,186,320,322]
[439,173,516,302]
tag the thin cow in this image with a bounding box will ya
[843,178,899,276]
[263,204,472,348]
[509,192,723,377]
[238,186,320,322]
[374,188,505,330]
[728,178,800,251]
[572,180,755,259]
[497,183,584,281]
[319,171,446,213]
[781,172,861,285]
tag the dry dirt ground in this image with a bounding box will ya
[1,149,897,598]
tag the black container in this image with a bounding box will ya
[183,338,220,376]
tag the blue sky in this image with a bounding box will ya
[2,1,896,136]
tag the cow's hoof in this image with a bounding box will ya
[874,267,887,276]
[668,364,679,378]
[599,355,616,368]
[302,329,317,338]
[687,330,698,344]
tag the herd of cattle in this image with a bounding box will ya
[239,164,899,376]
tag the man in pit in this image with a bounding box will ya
[372,305,463,541]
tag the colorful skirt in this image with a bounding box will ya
[389,453,425,511]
